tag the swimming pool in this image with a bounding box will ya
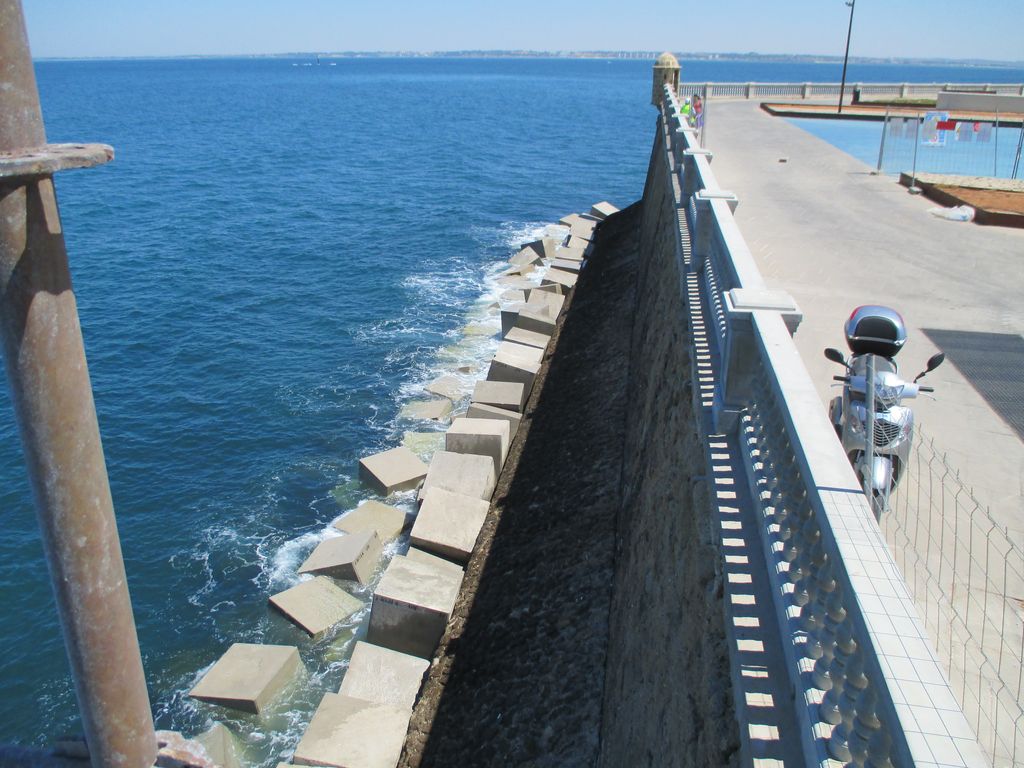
[787,116,1023,179]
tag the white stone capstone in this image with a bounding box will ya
[358,446,427,496]
[339,641,430,711]
[269,576,362,637]
[292,693,409,768]
[298,530,383,585]
[189,643,304,714]
[410,487,490,563]
[367,555,462,658]
[445,417,510,476]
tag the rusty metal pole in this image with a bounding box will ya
[0,2,157,766]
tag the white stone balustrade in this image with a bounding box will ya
[658,83,988,767]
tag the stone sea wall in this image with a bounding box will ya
[596,124,739,767]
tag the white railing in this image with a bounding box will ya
[659,83,989,767]
[678,81,1024,100]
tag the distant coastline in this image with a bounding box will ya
[35,50,1024,68]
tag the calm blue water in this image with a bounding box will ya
[2,57,1022,761]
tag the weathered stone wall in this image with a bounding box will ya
[597,119,739,768]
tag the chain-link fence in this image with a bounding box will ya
[883,427,1024,766]
[877,113,1024,179]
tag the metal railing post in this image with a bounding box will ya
[0,2,157,766]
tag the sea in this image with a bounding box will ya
[2,56,1023,764]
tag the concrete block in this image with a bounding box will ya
[471,379,526,411]
[405,546,466,579]
[462,320,496,337]
[500,303,526,336]
[190,643,303,714]
[339,641,429,711]
[419,450,496,502]
[503,326,550,350]
[570,219,596,239]
[565,234,590,250]
[445,417,510,476]
[411,487,489,563]
[501,263,534,277]
[496,276,534,291]
[292,692,409,768]
[526,290,565,317]
[332,500,407,541]
[541,268,578,290]
[487,352,540,394]
[496,340,544,364]
[194,723,241,768]
[508,246,542,267]
[269,576,362,638]
[555,246,584,261]
[425,374,462,401]
[559,212,584,227]
[551,258,581,273]
[298,531,383,585]
[499,289,527,304]
[367,555,462,658]
[398,398,452,422]
[513,307,557,336]
[358,446,427,496]
[590,201,619,219]
[526,283,562,299]
[466,402,522,437]
[400,431,446,462]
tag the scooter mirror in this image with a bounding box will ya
[926,352,945,372]
[914,352,945,382]
[824,347,847,366]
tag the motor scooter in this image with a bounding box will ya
[823,306,945,516]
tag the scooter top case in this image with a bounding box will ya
[844,305,907,359]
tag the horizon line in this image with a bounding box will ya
[32,50,1024,67]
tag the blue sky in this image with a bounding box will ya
[22,0,1023,62]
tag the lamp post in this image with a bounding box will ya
[838,0,856,113]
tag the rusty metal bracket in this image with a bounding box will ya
[0,144,113,180]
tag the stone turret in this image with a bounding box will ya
[651,51,680,105]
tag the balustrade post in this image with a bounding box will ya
[830,646,868,762]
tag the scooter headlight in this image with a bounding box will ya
[848,408,865,434]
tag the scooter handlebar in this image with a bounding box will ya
[919,386,934,393]
[833,375,850,382]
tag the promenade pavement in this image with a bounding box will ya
[704,99,1024,540]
